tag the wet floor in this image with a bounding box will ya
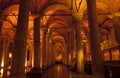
[26,63,92,78]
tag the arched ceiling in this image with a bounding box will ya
[0,0,120,42]
[79,0,120,36]
[0,0,120,15]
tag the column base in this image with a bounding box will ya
[26,68,42,76]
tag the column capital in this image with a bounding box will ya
[46,34,50,38]
[42,27,48,33]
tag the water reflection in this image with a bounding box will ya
[40,64,69,78]
[27,63,75,78]
[0,63,91,78]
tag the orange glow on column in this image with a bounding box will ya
[40,56,42,68]
[1,61,4,67]
[1,58,4,76]
[0,69,3,76]
[9,53,12,58]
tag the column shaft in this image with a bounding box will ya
[75,20,84,74]
[10,0,30,77]
[86,0,104,77]
[49,42,54,65]
[3,38,9,78]
[67,31,74,67]
[70,31,75,67]
[46,34,50,67]
[67,32,71,66]
[0,21,2,70]
[34,17,40,68]
[113,17,120,45]
[42,29,47,69]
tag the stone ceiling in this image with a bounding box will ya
[0,0,120,45]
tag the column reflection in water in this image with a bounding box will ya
[0,63,82,78]
[55,64,62,78]
[41,64,70,78]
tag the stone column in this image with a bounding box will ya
[46,34,50,67]
[30,45,34,67]
[67,32,71,66]
[0,21,2,35]
[3,38,9,78]
[70,31,75,68]
[49,42,54,65]
[66,32,71,66]
[86,0,104,78]
[74,20,84,74]
[42,28,47,70]
[10,0,30,77]
[63,42,68,65]
[28,17,41,74]
[113,17,120,45]
[0,21,3,70]
[33,17,40,69]
[67,30,74,67]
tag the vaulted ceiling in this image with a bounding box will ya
[0,0,120,47]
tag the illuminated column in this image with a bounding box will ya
[46,34,50,67]
[28,17,41,74]
[0,21,2,70]
[27,47,33,67]
[67,31,74,67]
[10,0,30,77]
[113,17,120,45]
[67,32,71,66]
[86,0,104,78]
[62,43,68,65]
[42,28,47,69]
[49,42,52,65]
[74,20,84,74]
[3,38,9,78]
[70,31,75,68]
[49,42,54,65]
[30,46,34,67]
[67,33,70,66]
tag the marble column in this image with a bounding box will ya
[27,17,41,74]
[67,31,74,67]
[63,39,68,65]
[0,21,2,35]
[10,0,30,77]
[74,20,84,74]
[3,38,9,78]
[33,17,40,69]
[67,32,71,66]
[86,0,104,78]
[46,34,50,67]
[29,45,34,67]
[49,42,54,65]
[70,31,75,68]
[42,28,47,70]
[113,17,120,45]
[64,32,71,66]
[0,21,2,70]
